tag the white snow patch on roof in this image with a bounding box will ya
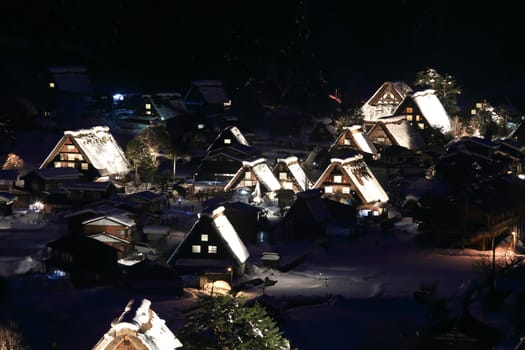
[244,158,281,192]
[277,156,313,191]
[338,156,389,203]
[210,206,249,264]
[412,89,451,132]
[384,121,426,150]
[63,126,130,176]
[349,127,378,154]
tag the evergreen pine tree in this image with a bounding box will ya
[177,295,293,350]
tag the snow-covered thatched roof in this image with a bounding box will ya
[330,125,377,154]
[224,158,281,192]
[82,215,136,228]
[412,89,451,132]
[40,126,130,177]
[275,156,313,192]
[370,119,426,150]
[92,299,183,350]
[314,155,389,204]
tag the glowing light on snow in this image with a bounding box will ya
[211,206,249,264]
[276,156,313,191]
[112,93,124,102]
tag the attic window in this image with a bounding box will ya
[343,139,351,145]
[415,115,421,121]
[145,103,151,110]
[208,245,217,254]
[406,107,413,113]
[476,102,483,109]
[244,171,251,180]
[201,234,208,242]
[471,109,477,115]
[192,245,201,253]
[279,172,287,180]
[49,82,55,88]
[224,138,231,144]
[333,175,342,183]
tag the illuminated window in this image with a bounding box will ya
[418,123,425,129]
[81,163,89,170]
[244,180,253,187]
[49,82,55,88]
[201,234,208,242]
[406,107,413,113]
[377,137,385,143]
[191,245,201,253]
[333,175,342,183]
[284,182,293,190]
[279,172,287,180]
[415,115,421,121]
[476,102,483,109]
[146,110,151,115]
[66,145,76,151]
[244,171,251,180]
[197,124,205,129]
[54,162,62,168]
[471,109,477,115]
[44,111,50,117]
[67,162,75,168]
[406,115,413,121]
[325,186,333,193]
[145,103,151,110]
[343,139,351,145]
[342,186,351,194]
[208,245,217,254]
[224,138,231,144]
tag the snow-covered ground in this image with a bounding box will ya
[2,216,513,349]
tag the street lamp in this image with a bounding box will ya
[227,267,233,286]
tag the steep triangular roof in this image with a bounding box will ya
[82,215,136,228]
[274,156,313,192]
[411,89,451,132]
[368,119,427,150]
[224,158,281,192]
[40,126,130,177]
[329,125,378,154]
[167,205,249,265]
[205,126,251,155]
[92,299,183,350]
[314,155,389,204]
[362,81,412,121]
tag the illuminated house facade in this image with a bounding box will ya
[40,126,130,180]
[224,158,281,201]
[83,215,137,259]
[367,118,427,150]
[313,154,389,207]
[329,125,378,156]
[92,298,183,350]
[273,156,313,192]
[361,81,413,124]
[167,205,250,277]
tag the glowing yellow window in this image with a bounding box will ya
[325,186,333,193]
[279,172,287,180]
[333,175,342,183]
[224,138,231,144]
[342,187,351,194]
[145,103,151,110]
[406,115,413,121]
[201,234,208,242]
[191,245,201,253]
[406,107,413,113]
[49,82,55,88]
[208,245,217,254]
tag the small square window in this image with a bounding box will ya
[192,245,201,253]
[471,109,477,115]
[406,115,413,121]
[244,180,253,187]
[224,138,231,144]
[406,107,413,113]
[201,234,208,242]
[81,163,88,170]
[145,103,151,110]
[244,171,252,180]
[279,172,287,180]
[343,139,351,145]
[49,82,55,88]
[325,186,333,193]
[208,245,217,254]
[342,187,350,194]
[333,175,342,183]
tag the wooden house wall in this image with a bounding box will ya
[46,137,99,179]
[368,125,394,146]
[84,224,131,240]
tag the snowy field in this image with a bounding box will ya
[1,219,507,349]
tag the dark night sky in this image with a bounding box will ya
[1,0,524,109]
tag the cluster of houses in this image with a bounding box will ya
[5,64,525,348]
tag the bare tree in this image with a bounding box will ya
[0,321,28,350]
